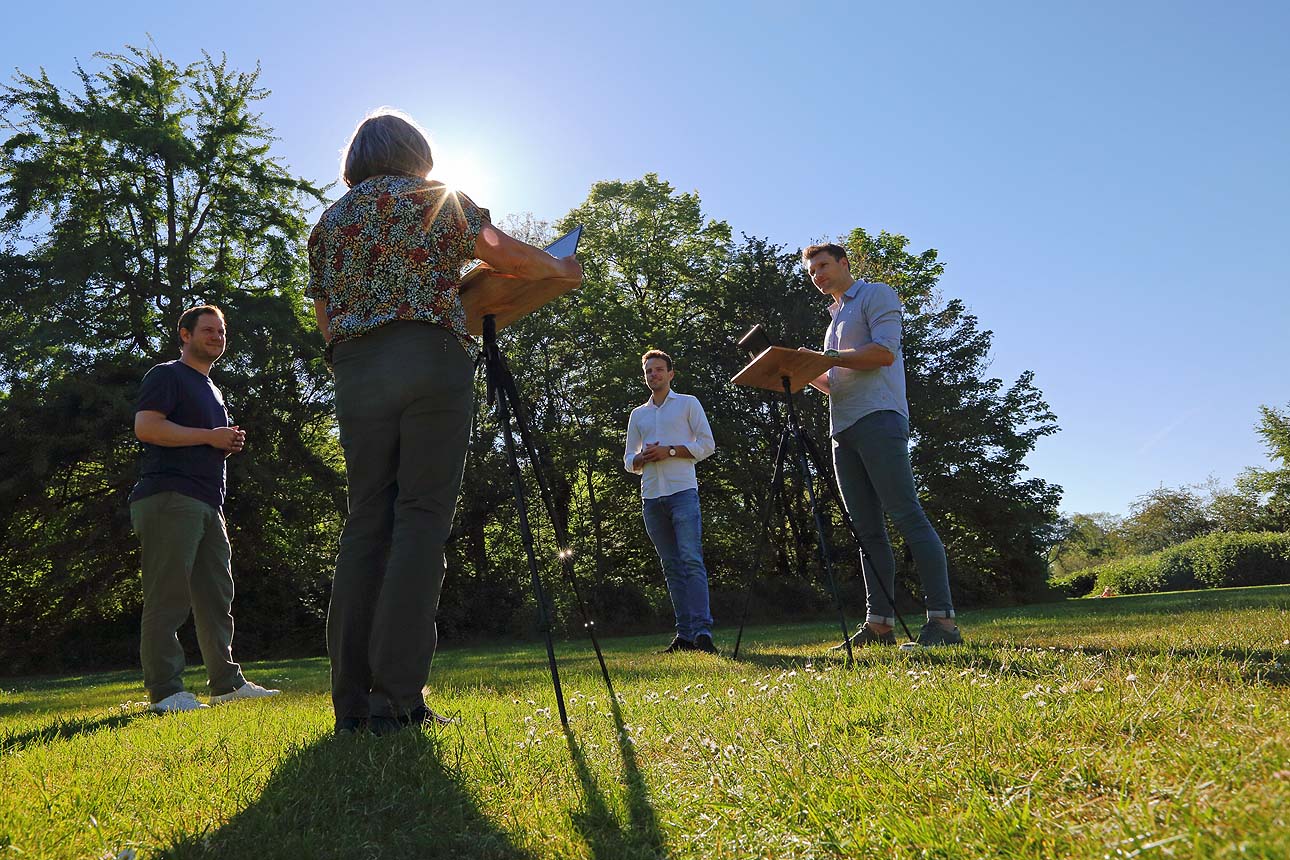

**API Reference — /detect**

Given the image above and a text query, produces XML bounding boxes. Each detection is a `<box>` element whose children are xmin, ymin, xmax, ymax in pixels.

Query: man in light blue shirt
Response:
<box><xmin>802</xmin><ymin>243</ymin><xmax>962</xmax><ymax>648</ymax></box>
<box><xmin>624</xmin><ymin>349</ymin><xmax>719</xmax><ymax>653</ymax></box>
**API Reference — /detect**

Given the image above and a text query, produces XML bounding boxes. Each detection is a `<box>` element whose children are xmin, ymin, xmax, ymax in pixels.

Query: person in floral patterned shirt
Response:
<box><xmin>308</xmin><ymin>110</ymin><xmax>581</xmax><ymax>735</ymax></box>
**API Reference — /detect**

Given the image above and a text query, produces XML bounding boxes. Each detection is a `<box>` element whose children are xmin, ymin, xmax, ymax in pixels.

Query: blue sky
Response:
<box><xmin>4</xmin><ymin>1</ymin><xmax>1288</xmax><ymax>517</ymax></box>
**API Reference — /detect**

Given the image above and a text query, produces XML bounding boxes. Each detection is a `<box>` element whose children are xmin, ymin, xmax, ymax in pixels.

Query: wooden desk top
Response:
<box><xmin>458</xmin><ymin>265</ymin><xmax>582</xmax><ymax>336</ymax></box>
<box><xmin>731</xmin><ymin>347</ymin><xmax>838</xmax><ymax>393</ymax></box>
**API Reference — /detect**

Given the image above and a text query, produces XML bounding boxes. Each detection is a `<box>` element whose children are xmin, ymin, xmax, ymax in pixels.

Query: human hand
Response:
<box><xmin>640</xmin><ymin>442</ymin><xmax>669</xmax><ymax>463</ymax></box>
<box><xmin>559</xmin><ymin>255</ymin><xmax>583</xmax><ymax>282</ymax></box>
<box><xmin>209</xmin><ymin>425</ymin><xmax>246</xmax><ymax>454</ymax></box>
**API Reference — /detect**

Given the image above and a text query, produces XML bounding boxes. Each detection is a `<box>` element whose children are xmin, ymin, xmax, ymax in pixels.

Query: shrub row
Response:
<box><xmin>1052</xmin><ymin>531</ymin><xmax>1290</xmax><ymax>596</ymax></box>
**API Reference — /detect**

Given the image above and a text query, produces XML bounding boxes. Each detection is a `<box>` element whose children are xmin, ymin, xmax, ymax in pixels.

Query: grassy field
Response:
<box><xmin>2</xmin><ymin>586</ymin><xmax>1288</xmax><ymax>859</ymax></box>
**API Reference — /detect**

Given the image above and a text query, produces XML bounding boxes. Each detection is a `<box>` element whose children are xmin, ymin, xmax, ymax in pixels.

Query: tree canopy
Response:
<box><xmin>0</xmin><ymin>47</ymin><xmax>340</xmax><ymax>672</ymax></box>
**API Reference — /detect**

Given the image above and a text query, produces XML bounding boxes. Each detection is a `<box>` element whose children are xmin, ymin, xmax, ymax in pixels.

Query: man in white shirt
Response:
<box><xmin>623</xmin><ymin>350</ymin><xmax>719</xmax><ymax>653</ymax></box>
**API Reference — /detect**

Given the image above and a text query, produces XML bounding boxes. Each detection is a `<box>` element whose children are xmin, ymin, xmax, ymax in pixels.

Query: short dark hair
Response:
<box><xmin>802</xmin><ymin>243</ymin><xmax>848</xmax><ymax>264</ymax></box>
<box><xmin>342</xmin><ymin>110</ymin><xmax>434</xmax><ymax>187</ymax></box>
<box><xmin>178</xmin><ymin>305</ymin><xmax>224</xmax><ymax>338</ymax></box>
<box><xmin>641</xmin><ymin>349</ymin><xmax>673</xmax><ymax>371</ymax></box>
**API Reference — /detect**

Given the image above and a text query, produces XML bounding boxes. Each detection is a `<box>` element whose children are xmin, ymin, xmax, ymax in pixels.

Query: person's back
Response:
<box><xmin>311</xmin><ymin>109</ymin><xmax>582</xmax><ymax>735</ymax></box>
<box><xmin>309</xmin><ymin>174</ymin><xmax>484</xmax><ymax>354</ymax></box>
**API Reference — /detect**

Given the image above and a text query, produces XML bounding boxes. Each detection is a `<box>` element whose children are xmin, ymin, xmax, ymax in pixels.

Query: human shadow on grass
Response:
<box><xmin>0</xmin><ymin>709</ymin><xmax>146</xmax><ymax>755</ymax></box>
<box><xmin>160</xmin><ymin>730</ymin><xmax>534</xmax><ymax>860</ymax></box>
<box><xmin>564</xmin><ymin>684</ymin><xmax>669</xmax><ymax>860</ymax></box>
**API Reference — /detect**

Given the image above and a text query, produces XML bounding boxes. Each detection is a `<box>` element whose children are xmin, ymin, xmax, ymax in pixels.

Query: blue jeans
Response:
<box><xmin>642</xmin><ymin>488</ymin><xmax>714</xmax><ymax>640</ymax></box>
<box><xmin>832</xmin><ymin>410</ymin><xmax>954</xmax><ymax>625</ymax></box>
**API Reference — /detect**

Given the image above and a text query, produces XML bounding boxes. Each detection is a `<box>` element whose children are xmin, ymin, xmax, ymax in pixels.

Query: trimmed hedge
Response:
<box><xmin>1063</xmin><ymin>531</ymin><xmax>1290</xmax><ymax>596</ymax></box>
<box><xmin>1048</xmin><ymin>567</ymin><xmax>1098</xmax><ymax>598</ymax></box>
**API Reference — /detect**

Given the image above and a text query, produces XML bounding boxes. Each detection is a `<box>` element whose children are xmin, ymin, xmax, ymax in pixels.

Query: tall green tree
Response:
<box><xmin>0</xmin><ymin>47</ymin><xmax>342</xmax><ymax>672</ymax></box>
<box><xmin>1048</xmin><ymin>513</ymin><xmax>1128</xmax><ymax>578</ymax></box>
<box><xmin>1240</xmin><ymin>403</ymin><xmax>1290</xmax><ymax>531</ymax></box>
<box><xmin>1118</xmin><ymin>485</ymin><xmax>1214</xmax><ymax>554</ymax></box>
<box><xmin>705</xmin><ymin>229</ymin><xmax>1064</xmax><ymax>607</ymax></box>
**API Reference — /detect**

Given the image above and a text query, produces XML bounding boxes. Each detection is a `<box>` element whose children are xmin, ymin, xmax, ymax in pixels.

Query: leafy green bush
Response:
<box><xmin>1047</xmin><ymin>567</ymin><xmax>1098</xmax><ymax>597</ymax></box>
<box><xmin>1087</xmin><ymin>531</ymin><xmax>1290</xmax><ymax>595</ymax></box>
<box><xmin>1189</xmin><ymin>531</ymin><xmax>1290</xmax><ymax>587</ymax></box>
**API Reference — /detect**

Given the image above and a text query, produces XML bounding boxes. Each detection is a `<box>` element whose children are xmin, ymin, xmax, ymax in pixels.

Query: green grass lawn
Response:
<box><xmin>2</xmin><ymin>586</ymin><xmax>1288</xmax><ymax>859</ymax></box>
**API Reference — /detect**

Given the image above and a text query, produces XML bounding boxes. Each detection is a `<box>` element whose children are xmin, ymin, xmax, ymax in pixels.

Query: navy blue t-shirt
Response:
<box><xmin>129</xmin><ymin>360</ymin><xmax>230</xmax><ymax>510</ymax></box>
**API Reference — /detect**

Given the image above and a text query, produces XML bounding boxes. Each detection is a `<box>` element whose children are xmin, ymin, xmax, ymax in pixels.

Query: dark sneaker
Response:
<box><xmin>660</xmin><ymin>636</ymin><xmax>696</xmax><ymax>654</ymax></box>
<box><xmin>368</xmin><ymin>715</ymin><xmax>403</xmax><ymax>737</ymax></box>
<box><xmin>830</xmin><ymin>623</ymin><xmax>897</xmax><ymax>651</ymax></box>
<box><xmin>917</xmin><ymin>620</ymin><xmax>963</xmax><ymax>647</ymax></box>
<box><xmin>693</xmin><ymin>634</ymin><xmax>719</xmax><ymax>655</ymax></box>
<box><xmin>334</xmin><ymin>716</ymin><xmax>368</xmax><ymax>736</ymax></box>
<box><xmin>368</xmin><ymin>705</ymin><xmax>458</xmax><ymax>736</ymax></box>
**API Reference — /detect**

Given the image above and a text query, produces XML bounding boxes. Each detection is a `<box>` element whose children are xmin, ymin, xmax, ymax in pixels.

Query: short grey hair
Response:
<box><xmin>341</xmin><ymin>109</ymin><xmax>434</xmax><ymax>187</ymax></box>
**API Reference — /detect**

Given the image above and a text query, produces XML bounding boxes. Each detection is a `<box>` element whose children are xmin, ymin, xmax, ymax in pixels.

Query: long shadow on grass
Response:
<box><xmin>564</xmin><ymin>691</ymin><xmax>668</xmax><ymax>859</ymax></box>
<box><xmin>1</xmin><ymin>710</ymin><xmax>145</xmax><ymax>754</ymax></box>
<box><xmin>161</xmin><ymin>731</ymin><xmax>534</xmax><ymax>860</ymax></box>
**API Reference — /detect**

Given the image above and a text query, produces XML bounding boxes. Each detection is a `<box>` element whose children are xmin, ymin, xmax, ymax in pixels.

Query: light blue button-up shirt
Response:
<box><xmin>824</xmin><ymin>279</ymin><xmax>908</xmax><ymax>436</ymax></box>
<box><xmin>623</xmin><ymin>391</ymin><xmax>716</xmax><ymax>499</ymax></box>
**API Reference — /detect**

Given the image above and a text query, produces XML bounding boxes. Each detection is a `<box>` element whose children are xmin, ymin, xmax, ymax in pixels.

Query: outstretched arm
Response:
<box><xmin>474</xmin><ymin>225</ymin><xmax>582</xmax><ymax>283</ymax></box>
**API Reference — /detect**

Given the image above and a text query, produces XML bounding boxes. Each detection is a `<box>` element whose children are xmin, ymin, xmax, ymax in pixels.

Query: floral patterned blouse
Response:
<box><xmin>306</xmin><ymin>174</ymin><xmax>489</xmax><ymax>356</ymax></box>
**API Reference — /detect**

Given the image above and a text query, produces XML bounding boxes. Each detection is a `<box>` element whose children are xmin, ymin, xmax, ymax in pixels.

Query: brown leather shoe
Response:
<box><xmin>829</xmin><ymin>623</ymin><xmax>897</xmax><ymax>652</ymax></box>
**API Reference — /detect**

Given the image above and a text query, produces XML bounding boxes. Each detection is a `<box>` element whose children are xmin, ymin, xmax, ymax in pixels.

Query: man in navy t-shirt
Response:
<box><xmin>129</xmin><ymin>305</ymin><xmax>280</xmax><ymax>713</ymax></box>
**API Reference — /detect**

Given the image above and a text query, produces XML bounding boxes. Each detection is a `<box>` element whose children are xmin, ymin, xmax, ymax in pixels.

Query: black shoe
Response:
<box><xmin>368</xmin><ymin>715</ymin><xmax>404</xmax><ymax>737</ymax></box>
<box><xmin>660</xmin><ymin>636</ymin><xmax>696</xmax><ymax>653</ymax></box>
<box><xmin>334</xmin><ymin>716</ymin><xmax>368</xmax><ymax>735</ymax></box>
<box><xmin>694</xmin><ymin>634</ymin><xmax>719</xmax><ymax>655</ymax></box>
<box><xmin>370</xmin><ymin>704</ymin><xmax>458</xmax><ymax>736</ymax></box>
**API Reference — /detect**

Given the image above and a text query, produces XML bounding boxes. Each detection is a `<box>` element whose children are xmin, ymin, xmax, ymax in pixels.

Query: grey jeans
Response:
<box><xmin>327</xmin><ymin>322</ymin><xmax>474</xmax><ymax>722</ymax></box>
<box><xmin>130</xmin><ymin>491</ymin><xmax>245</xmax><ymax>702</ymax></box>
<box><xmin>832</xmin><ymin>410</ymin><xmax>954</xmax><ymax>624</ymax></box>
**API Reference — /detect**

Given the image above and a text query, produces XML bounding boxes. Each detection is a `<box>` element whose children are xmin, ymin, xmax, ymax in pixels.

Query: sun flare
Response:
<box><xmin>430</xmin><ymin>148</ymin><xmax>493</xmax><ymax>204</ymax></box>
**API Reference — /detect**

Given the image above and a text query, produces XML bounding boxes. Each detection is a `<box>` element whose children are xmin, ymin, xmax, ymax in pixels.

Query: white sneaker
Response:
<box><xmin>209</xmin><ymin>680</ymin><xmax>281</xmax><ymax>706</ymax></box>
<box><xmin>149</xmin><ymin>691</ymin><xmax>210</xmax><ymax>714</ymax></box>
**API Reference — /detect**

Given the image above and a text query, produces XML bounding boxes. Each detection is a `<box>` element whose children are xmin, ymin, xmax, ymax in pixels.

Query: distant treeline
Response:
<box><xmin>0</xmin><ymin>48</ymin><xmax>1062</xmax><ymax>674</ymax></box>
<box><xmin>1048</xmin><ymin>408</ymin><xmax>1290</xmax><ymax>596</ymax></box>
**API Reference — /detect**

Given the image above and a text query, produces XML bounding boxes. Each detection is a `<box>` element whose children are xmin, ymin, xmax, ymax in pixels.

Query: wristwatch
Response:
<box><xmin>668</xmin><ymin>447</ymin><xmax>677</xmax><ymax>457</ymax></box>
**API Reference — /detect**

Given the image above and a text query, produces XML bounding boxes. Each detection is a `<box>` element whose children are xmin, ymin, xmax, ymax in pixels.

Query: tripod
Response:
<box><xmin>479</xmin><ymin>314</ymin><xmax>616</xmax><ymax>726</ymax></box>
<box><xmin>729</xmin><ymin>376</ymin><xmax>914</xmax><ymax>660</ymax></box>
<box><xmin>729</xmin><ymin>375</ymin><xmax>855</xmax><ymax>662</ymax></box>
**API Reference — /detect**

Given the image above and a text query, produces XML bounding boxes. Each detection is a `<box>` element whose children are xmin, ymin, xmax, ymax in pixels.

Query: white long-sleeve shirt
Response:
<box><xmin>623</xmin><ymin>390</ymin><xmax>716</xmax><ymax>499</ymax></box>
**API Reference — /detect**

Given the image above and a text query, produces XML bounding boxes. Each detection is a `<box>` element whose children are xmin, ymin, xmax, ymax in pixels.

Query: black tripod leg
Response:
<box><xmin>731</xmin><ymin>430</ymin><xmax>791</xmax><ymax>660</ymax></box>
<box><xmin>800</xmin><ymin>432</ymin><xmax>915</xmax><ymax>643</ymax></box>
<box><xmin>782</xmin><ymin>377</ymin><xmax>854</xmax><ymax>664</ymax></box>
<box><xmin>499</xmin><ymin>365</ymin><xmax>616</xmax><ymax>700</ymax></box>
<box><xmin>485</xmin><ymin>317</ymin><xmax>568</xmax><ymax>726</ymax></box>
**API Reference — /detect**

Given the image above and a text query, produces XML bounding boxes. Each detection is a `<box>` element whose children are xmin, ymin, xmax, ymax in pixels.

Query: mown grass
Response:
<box><xmin>2</xmin><ymin>586</ymin><xmax>1288</xmax><ymax>859</ymax></box>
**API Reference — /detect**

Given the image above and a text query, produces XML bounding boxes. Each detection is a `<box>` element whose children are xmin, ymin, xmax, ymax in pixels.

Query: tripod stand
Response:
<box><xmin>479</xmin><ymin>313</ymin><xmax>616</xmax><ymax>726</ymax></box>
<box><xmin>729</xmin><ymin>376</ymin><xmax>916</xmax><ymax>661</ymax></box>
<box><xmin>729</xmin><ymin>374</ymin><xmax>856</xmax><ymax>662</ymax></box>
